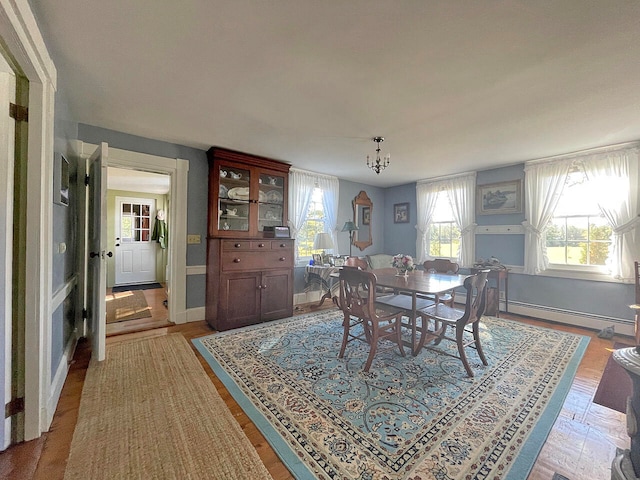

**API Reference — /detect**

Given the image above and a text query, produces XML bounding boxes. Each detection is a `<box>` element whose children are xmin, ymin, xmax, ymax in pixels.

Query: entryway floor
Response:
<box><xmin>105</xmin><ymin>284</ymin><xmax>172</xmax><ymax>336</ymax></box>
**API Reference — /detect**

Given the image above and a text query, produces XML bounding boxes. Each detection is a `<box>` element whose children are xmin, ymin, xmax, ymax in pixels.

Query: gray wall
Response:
<box><xmin>51</xmin><ymin>88</ymin><xmax>79</xmax><ymax>375</ymax></box>
<box><xmin>384</xmin><ymin>182</ymin><xmax>418</xmax><ymax>257</ymax></box>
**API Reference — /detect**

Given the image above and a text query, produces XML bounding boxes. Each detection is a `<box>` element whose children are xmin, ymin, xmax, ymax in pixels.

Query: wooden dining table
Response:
<box><xmin>371</xmin><ymin>268</ymin><xmax>469</xmax><ymax>355</ymax></box>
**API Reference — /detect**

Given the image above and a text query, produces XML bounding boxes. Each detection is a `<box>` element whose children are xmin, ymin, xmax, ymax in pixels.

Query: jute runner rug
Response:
<box><xmin>194</xmin><ymin>309</ymin><xmax>589</xmax><ymax>480</ymax></box>
<box><xmin>64</xmin><ymin>334</ymin><xmax>273</xmax><ymax>480</ymax></box>
<box><xmin>106</xmin><ymin>290</ymin><xmax>152</xmax><ymax>324</ymax></box>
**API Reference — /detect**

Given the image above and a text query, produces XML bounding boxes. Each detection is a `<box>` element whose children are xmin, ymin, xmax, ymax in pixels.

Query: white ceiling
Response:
<box><xmin>30</xmin><ymin>1</ymin><xmax>640</xmax><ymax>187</ymax></box>
<box><xmin>107</xmin><ymin>167</ymin><xmax>170</xmax><ymax>194</ymax></box>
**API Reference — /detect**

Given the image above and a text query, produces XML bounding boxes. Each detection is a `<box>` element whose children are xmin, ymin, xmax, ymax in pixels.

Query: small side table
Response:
<box><xmin>305</xmin><ymin>265</ymin><xmax>341</xmax><ymax>307</ymax></box>
<box><xmin>471</xmin><ymin>267</ymin><xmax>509</xmax><ymax>317</ymax></box>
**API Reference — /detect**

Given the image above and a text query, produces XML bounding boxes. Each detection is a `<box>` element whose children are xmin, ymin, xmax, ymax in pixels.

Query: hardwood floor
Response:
<box><xmin>105</xmin><ymin>285</ymin><xmax>173</xmax><ymax>336</ymax></box>
<box><xmin>0</xmin><ymin>305</ymin><xmax>630</xmax><ymax>480</ymax></box>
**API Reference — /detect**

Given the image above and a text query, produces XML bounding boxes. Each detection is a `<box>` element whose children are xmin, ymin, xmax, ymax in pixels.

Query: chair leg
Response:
<box><xmin>395</xmin><ymin>315</ymin><xmax>406</xmax><ymax>358</ymax></box>
<box><xmin>473</xmin><ymin>321</ymin><xmax>488</xmax><ymax>366</ymax></box>
<box><xmin>338</xmin><ymin>313</ymin><xmax>351</xmax><ymax>359</ymax></box>
<box><xmin>363</xmin><ymin>325</ymin><xmax>379</xmax><ymax>372</ymax></box>
<box><xmin>434</xmin><ymin>322</ymin><xmax>446</xmax><ymax>345</ymax></box>
<box><xmin>456</xmin><ymin>326</ymin><xmax>474</xmax><ymax>377</ymax></box>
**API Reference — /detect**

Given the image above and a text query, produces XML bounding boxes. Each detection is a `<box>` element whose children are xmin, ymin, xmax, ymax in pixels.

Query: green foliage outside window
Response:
<box><xmin>429</xmin><ymin>222</ymin><xmax>460</xmax><ymax>258</ymax></box>
<box><xmin>546</xmin><ymin>217</ymin><xmax>611</xmax><ymax>266</ymax></box>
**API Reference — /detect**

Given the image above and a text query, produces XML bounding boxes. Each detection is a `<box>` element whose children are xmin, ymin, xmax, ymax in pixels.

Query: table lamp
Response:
<box><xmin>341</xmin><ymin>221</ymin><xmax>359</xmax><ymax>257</ymax></box>
<box><xmin>313</xmin><ymin>232</ymin><xmax>334</xmax><ymax>263</ymax></box>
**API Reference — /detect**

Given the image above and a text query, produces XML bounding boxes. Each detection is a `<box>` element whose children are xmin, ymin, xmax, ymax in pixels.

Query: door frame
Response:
<box><xmin>0</xmin><ymin>47</ymin><xmax>17</xmax><ymax>450</ymax></box>
<box><xmin>76</xmin><ymin>141</ymin><xmax>189</xmax><ymax>325</ymax></box>
<box><xmin>0</xmin><ymin>0</ymin><xmax>57</xmax><ymax>441</ymax></box>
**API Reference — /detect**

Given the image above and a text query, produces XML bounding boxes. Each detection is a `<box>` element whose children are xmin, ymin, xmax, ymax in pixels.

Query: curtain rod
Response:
<box><xmin>289</xmin><ymin>167</ymin><xmax>338</xmax><ymax>181</ymax></box>
<box><xmin>416</xmin><ymin>171</ymin><xmax>476</xmax><ymax>185</ymax></box>
<box><xmin>525</xmin><ymin>140</ymin><xmax>640</xmax><ymax>166</ymax></box>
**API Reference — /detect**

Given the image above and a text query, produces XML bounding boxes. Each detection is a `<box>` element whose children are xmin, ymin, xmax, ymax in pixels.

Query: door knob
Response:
<box><xmin>106</xmin><ymin>251</ymin><xmax>113</xmax><ymax>258</ymax></box>
<box><xmin>89</xmin><ymin>251</ymin><xmax>100</xmax><ymax>258</ymax></box>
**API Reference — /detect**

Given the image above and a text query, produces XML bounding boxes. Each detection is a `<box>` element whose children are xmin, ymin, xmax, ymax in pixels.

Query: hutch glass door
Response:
<box><xmin>218</xmin><ymin>165</ymin><xmax>251</xmax><ymax>233</ymax></box>
<box><xmin>258</xmin><ymin>172</ymin><xmax>285</xmax><ymax>231</ymax></box>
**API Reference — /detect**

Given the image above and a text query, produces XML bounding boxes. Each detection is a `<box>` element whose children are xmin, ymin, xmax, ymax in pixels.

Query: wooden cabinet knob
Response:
<box><xmin>233</xmin><ymin>258</ymin><xmax>241</xmax><ymax>263</ymax></box>
<box><xmin>279</xmin><ymin>257</ymin><xmax>286</xmax><ymax>261</ymax></box>
<box><xmin>262</xmin><ymin>284</ymin><xmax>267</xmax><ymax>289</ymax></box>
<box><xmin>257</xmin><ymin>284</ymin><xmax>262</xmax><ymax>290</ymax></box>
<box><xmin>279</xmin><ymin>243</ymin><xmax>286</xmax><ymax>247</ymax></box>
<box><xmin>234</xmin><ymin>243</ymin><xmax>241</xmax><ymax>248</ymax></box>
<box><xmin>258</xmin><ymin>243</ymin><xmax>265</xmax><ymax>248</ymax></box>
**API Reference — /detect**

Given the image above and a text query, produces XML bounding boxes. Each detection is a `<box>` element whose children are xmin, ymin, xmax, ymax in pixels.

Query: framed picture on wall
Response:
<box><xmin>362</xmin><ymin>206</ymin><xmax>370</xmax><ymax>225</ymax></box>
<box><xmin>477</xmin><ymin>180</ymin><xmax>523</xmax><ymax>215</ymax></box>
<box><xmin>394</xmin><ymin>203</ymin><xmax>409</xmax><ymax>223</ymax></box>
<box><xmin>53</xmin><ymin>153</ymin><xmax>70</xmax><ymax>206</ymax></box>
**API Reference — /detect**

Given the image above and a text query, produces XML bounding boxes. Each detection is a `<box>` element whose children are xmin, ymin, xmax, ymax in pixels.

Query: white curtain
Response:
<box><xmin>448</xmin><ymin>173</ymin><xmax>477</xmax><ymax>267</ymax></box>
<box><xmin>583</xmin><ymin>147</ymin><xmax>640</xmax><ymax>280</ymax></box>
<box><xmin>522</xmin><ymin>158</ymin><xmax>573</xmax><ymax>274</ymax></box>
<box><xmin>415</xmin><ymin>180</ymin><xmax>444</xmax><ymax>263</ymax></box>
<box><xmin>288</xmin><ymin>169</ymin><xmax>317</xmax><ymax>263</ymax></box>
<box><xmin>317</xmin><ymin>174</ymin><xmax>340</xmax><ymax>252</ymax></box>
<box><xmin>288</xmin><ymin>168</ymin><xmax>339</xmax><ymax>263</ymax></box>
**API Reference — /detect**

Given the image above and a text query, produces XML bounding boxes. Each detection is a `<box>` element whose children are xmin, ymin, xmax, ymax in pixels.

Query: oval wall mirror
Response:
<box><xmin>352</xmin><ymin>190</ymin><xmax>372</xmax><ymax>251</ymax></box>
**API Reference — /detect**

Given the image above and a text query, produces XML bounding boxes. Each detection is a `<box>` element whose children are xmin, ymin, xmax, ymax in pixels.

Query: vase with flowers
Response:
<box><xmin>392</xmin><ymin>254</ymin><xmax>416</xmax><ymax>276</ymax></box>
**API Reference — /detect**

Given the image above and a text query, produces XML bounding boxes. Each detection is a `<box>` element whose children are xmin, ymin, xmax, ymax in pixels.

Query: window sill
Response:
<box><xmin>535</xmin><ymin>266</ymin><xmax>622</xmax><ymax>284</ymax></box>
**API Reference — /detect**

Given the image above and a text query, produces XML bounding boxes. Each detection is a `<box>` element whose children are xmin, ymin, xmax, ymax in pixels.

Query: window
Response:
<box><xmin>429</xmin><ymin>190</ymin><xmax>460</xmax><ymax>259</ymax></box>
<box><xmin>546</xmin><ymin>170</ymin><xmax>612</xmax><ymax>268</ymax></box>
<box><xmin>297</xmin><ymin>188</ymin><xmax>325</xmax><ymax>259</ymax></box>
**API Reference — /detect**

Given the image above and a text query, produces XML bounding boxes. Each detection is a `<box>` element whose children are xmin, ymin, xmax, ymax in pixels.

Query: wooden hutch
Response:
<box><xmin>205</xmin><ymin>147</ymin><xmax>293</xmax><ymax>331</ymax></box>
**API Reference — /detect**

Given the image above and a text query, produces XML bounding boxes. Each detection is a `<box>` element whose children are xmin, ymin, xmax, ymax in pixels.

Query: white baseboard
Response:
<box><xmin>186</xmin><ymin>306</ymin><xmax>205</xmax><ymax>323</ymax></box>
<box><xmin>506</xmin><ymin>301</ymin><xmax>634</xmax><ymax>337</ymax></box>
<box><xmin>46</xmin><ymin>334</ymin><xmax>79</xmax><ymax>431</ymax></box>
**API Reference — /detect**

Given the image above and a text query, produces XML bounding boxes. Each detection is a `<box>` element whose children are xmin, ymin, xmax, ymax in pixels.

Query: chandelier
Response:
<box><xmin>366</xmin><ymin>136</ymin><xmax>390</xmax><ymax>174</ymax></box>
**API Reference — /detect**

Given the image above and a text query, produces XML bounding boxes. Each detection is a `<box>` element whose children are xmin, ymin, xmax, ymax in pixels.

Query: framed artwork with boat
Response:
<box><xmin>477</xmin><ymin>180</ymin><xmax>523</xmax><ymax>215</ymax></box>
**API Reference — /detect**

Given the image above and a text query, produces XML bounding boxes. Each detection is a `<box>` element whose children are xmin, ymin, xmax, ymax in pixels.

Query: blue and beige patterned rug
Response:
<box><xmin>193</xmin><ymin>309</ymin><xmax>589</xmax><ymax>479</ymax></box>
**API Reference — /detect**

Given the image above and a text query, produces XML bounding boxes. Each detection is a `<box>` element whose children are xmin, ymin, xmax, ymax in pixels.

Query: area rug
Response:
<box><xmin>193</xmin><ymin>309</ymin><xmax>589</xmax><ymax>480</ymax></box>
<box><xmin>64</xmin><ymin>334</ymin><xmax>272</xmax><ymax>480</ymax></box>
<box><xmin>111</xmin><ymin>282</ymin><xmax>163</xmax><ymax>293</ymax></box>
<box><xmin>593</xmin><ymin>342</ymin><xmax>633</xmax><ymax>413</ymax></box>
<box><xmin>105</xmin><ymin>290</ymin><xmax>151</xmax><ymax>324</ymax></box>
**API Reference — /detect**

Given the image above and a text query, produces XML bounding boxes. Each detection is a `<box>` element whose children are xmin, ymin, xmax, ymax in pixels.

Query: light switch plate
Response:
<box><xmin>187</xmin><ymin>234</ymin><xmax>201</xmax><ymax>244</ymax></box>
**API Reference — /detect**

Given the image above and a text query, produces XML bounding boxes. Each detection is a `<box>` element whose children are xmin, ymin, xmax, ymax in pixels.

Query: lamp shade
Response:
<box><xmin>341</xmin><ymin>221</ymin><xmax>359</xmax><ymax>232</ymax></box>
<box><xmin>313</xmin><ymin>232</ymin><xmax>334</xmax><ymax>250</ymax></box>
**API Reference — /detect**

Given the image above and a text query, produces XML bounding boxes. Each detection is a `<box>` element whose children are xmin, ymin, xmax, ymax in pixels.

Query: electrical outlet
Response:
<box><xmin>187</xmin><ymin>234</ymin><xmax>201</xmax><ymax>244</ymax></box>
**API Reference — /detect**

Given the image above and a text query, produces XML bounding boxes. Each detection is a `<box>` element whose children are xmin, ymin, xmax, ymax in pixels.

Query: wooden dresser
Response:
<box><xmin>205</xmin><ymin>147</ymin><xmax>293</xmax><ymax>331</ymax></box>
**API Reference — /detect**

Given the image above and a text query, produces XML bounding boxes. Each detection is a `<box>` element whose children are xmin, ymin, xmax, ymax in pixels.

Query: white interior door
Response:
<box><xmin>87</xmin><ymin>143</ymin><xmax>108</xmax><ymax>362</ymax></box>
<box><xmin>114</xmin><ymin>196</ymin><xmax>156</xmax><ymax>285</ymax></box>
<box><xmin>0</xmin><ymin>53</ymin><xmax>16</xmax><ymax>451</ymax></box>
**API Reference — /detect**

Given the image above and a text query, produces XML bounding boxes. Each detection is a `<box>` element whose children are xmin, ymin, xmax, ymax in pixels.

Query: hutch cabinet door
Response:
<box><xmin>257</xmin><ymin>171</ymin><xmax>286</xmax><ymax>233</ymax></box>
<box><xmin>260</xmin><ymin>269</ymin><xmax>293</xmax><ymax>320</ymax></box>
<box><xmin>218</xmin><ymin>271</ymin><xmax>262</xmax><ymax>330</ymax></box>
<box><xmin>211</xmin><ymin>161</ymin><xmax>252</xmax><ymax>237</ymax></box>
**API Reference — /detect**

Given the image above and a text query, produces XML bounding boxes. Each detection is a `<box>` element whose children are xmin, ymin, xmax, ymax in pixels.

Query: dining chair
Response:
<box><xmin>337</xmin><ymin>266</ymin><xmax>406</xmax><ymax>372</ymax></box>
<box><xmin>344</xmin><ymin>256</ymin><xmax>369</xmax><ymax>270</ymax></box>
<box><xmin>418</xmin><ymin>269</ymin><xmax>490</xmax><ymax>377</ymax></box>
<box><xmin>422</xmin><ymin>259</ymin><xmax>460</xmax><ymax>307</ymax></box>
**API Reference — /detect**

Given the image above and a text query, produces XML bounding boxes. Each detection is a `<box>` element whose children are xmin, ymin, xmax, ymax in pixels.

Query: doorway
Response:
<box><xmin>106</xmin><ymin>168</ymin><xmax>172</xmax><ymax>336</ymax></box>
